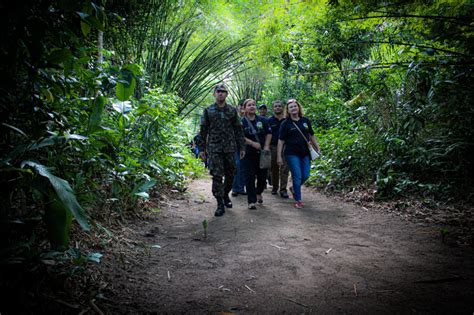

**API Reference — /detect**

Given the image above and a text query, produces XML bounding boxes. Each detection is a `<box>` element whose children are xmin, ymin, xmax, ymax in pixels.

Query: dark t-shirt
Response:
<box><xmin>267</xmin><ymin>115</ymin><xmax>285</xmax><ymax>146</ymax></box>
<box><xmin>242</xmin><ymin>115</ymin><xmax>271</xmax><ymax>155</ymax></box>
<box><xmin>279</xmin><ymin>117</ymin><xmax>314</xmax><ymax>157</ymax></box>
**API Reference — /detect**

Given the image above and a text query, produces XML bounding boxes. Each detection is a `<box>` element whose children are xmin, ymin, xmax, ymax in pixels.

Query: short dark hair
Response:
<box><xmin>272</xmin><ymin>100</ymin><xmax>282</xmax><ymax>107</ymax></box>
<box><xmin>214</xmin><ymin>83</ymin><xmax>228</xmax><ymax>93</ymax></box>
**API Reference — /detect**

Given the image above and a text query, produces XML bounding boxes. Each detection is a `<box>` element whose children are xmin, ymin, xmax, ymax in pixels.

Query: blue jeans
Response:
<box><xmin>285</xmin><ymin>154</ymin><xmax>310</xmax><ymax>202</ymax></box>
<box><xmin>232</xmin><ymin>151</ymin><xmax>245</xmax><ymax>193</ymax></box>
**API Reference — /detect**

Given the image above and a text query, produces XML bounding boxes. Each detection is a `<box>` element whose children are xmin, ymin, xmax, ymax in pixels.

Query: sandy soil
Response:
<box><xmin>101</xmin><ymin>177</ymin><xmax>474</xmax><ymax>314</ymax></box>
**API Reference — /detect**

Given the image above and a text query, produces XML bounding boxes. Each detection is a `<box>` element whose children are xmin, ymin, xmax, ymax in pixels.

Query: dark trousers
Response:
<box><xmin>241</xmin><ymin>152</ymin><xmax>267</xmax><ymax>204</ymax></box>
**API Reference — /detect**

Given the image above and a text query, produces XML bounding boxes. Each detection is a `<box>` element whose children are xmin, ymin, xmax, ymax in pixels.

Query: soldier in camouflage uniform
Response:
<box><xmin>197</xmin><ymin>83</ymin><xmax>246</xmax><ymax>216</ymax></box>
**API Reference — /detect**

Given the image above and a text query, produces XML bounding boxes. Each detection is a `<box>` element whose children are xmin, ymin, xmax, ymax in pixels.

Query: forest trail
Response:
<box><xmin>102</xmin><ymin>178</ymin><xmax>474</xmax><ymax>314</ymax></box>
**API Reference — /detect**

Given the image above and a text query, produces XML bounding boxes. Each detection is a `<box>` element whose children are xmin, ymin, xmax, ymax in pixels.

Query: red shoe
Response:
<box><xmin>295</xmin><ymin>201</ymin><xmax>303</xmax><ymax>209</ymax></box>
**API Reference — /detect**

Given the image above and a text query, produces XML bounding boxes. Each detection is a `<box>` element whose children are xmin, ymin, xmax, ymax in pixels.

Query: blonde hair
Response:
<box><xmin>285</xmin><ymin>99</ymin><xmax>303</xmax><ymax>118</ymax></box>
<box><xmin>243</xmin><ymin>98</ymin><xmax>255</xmax><ymax>108</ymax></box>
<box><xmin>242</xmin><ymin>99</ymin><xmax>256</xmax><ymax>117</ymax></box>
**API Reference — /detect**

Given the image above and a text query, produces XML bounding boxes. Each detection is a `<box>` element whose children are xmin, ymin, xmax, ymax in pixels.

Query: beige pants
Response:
<box><xmin>270</xmin><ymin>145</ymin><xmax>289</xmax><ymax>193</ymax></box>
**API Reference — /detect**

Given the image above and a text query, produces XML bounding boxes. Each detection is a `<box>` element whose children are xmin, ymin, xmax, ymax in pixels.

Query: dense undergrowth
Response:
<box><xmin>254</xmin><ymin>1</ymin><xmax>474</xmax><ymax>203</ymax></box>
<box><xmin>0</xmin><ymin>1</ymin><xmax>206</xmax><ymax>312</ymax></box>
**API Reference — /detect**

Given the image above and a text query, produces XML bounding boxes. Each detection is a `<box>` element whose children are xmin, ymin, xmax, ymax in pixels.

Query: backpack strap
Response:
<box><xmin>244</xmin><ymin>117</ymin><xmax>261</xmax><ymax>144</ymax></box>
<box><xmin>292</xmin><ymin>121</ymin><xmax>309</xmax><ymax>142</ymax></box>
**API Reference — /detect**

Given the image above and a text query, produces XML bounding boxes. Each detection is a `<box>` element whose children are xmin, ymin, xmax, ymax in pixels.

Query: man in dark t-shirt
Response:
<box><xmin>267</xmin><ymin>100</ymin><xmax>289</xmax><ymax>198</ymax></box>
<box><xmin>258</xmin><ymin>104</ymin><xmax>268</xmax><ymax>118</ymax></box>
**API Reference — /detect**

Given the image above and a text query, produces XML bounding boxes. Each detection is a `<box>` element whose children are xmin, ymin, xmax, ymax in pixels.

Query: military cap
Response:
<box><xmin>214</xmin><ymin>83</ymin><xmax>228</xmax><ymax>92</ymax></box>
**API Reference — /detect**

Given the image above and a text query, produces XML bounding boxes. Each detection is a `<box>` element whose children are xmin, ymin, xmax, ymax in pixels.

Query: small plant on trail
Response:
<box><xmin>202</xmin><ymin>219</ymin><xmax>208</xmax><ymax>240</ymax></box>
<box><xmin>440</xmin><ymin>228</ymin><xmax>449</xmax><ymax>243</ymax></box>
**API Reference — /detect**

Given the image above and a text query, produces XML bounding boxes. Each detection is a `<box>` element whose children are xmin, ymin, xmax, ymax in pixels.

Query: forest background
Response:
<box><xmin>0</xmin><ymin>0</ymin><xmax>472</xmax><ymax>312</ymax></box>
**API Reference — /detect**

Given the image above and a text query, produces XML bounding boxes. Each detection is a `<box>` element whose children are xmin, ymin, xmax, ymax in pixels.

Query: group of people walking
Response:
<box><xmin>196</xmin><ymin>83</ymin><xmax>321</xmax><ymax>216</ymax></box>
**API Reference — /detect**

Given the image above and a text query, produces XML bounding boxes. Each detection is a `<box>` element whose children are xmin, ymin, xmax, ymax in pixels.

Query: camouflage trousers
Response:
<box><xmin>208</xmin><ymin>152</ymin><xmax>236</xmax><ymax>199</ymax></box>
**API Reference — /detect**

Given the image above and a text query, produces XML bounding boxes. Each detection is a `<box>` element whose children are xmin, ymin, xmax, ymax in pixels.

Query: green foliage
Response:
<box><xmin>2</xmin><ymin>3</ymin><xmax>473</xmax><ymax>311</ymax></box>
<box><xmin>202</xmin><ymin>219</ymin><xmax>208</xmax><ymax>239</ymax></box>
<box><xmin>23</xmin><ymin>161</ymin><xmax>90</xmax><ymax>231</ymax></box>
<box><xmin>242</xmin><ymin>0</ymin><xmax>474</xmax><ymax>201</ymax></box>
<box><xmin>82</xmin><ymin>87</ymin><xmax>196</xmax><ymax>212</ymax></box>
<box><xmin>44</xmin><ymin>189</ymin><xmax>73</xmax><ymax>251</ymax></box>
<box><xmin>116</xmin><ymin>64</ymin><xmax>142</xmax><ymax>101</ymax></box>
<box><xmin>182</xmin><ymin>150</ymin><xmax>207</xmax><ymax>180</ymax></box>
<box><xmin>0</xmin><ymin>0</ymin><xmax>208</xmax><ymax>271</ymax></box>
<box><xmin>1</xmin><ymin>1</ymin><xmax>473</xmax><ymax>311</ymax></box>
<box><xmin>106</xmin><ymin>0</ymin><xmax>250</xmax><ymax>116</ymax></box>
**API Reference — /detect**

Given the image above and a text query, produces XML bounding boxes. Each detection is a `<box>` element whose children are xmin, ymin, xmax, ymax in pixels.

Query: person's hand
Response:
<box><xmin>240</xmin><ymin>150</ymin><xmax>246</xmax><ymax>160</ymax></box>
<box><xmin>277</xmin><ymin>156</ymin><xmax>283</xmax><ymax>166</ymax></box>
<box><xmin>252</xmin><ymin>141</ymin><xmax>261</xmax><ymax>150</ymax></box>
<box><xmin>263</xmin><ymin>145</ymin><xmax>270</xmax><ymax>151</ymax></box>
<box><xmin>198</xmin><ymin>151</ymin><xmax>206</xmax><ymax>161</ymax></box>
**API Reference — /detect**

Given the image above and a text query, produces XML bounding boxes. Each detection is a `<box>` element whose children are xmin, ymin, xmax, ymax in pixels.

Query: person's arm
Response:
<box><xmin>306</xmin><ymin>118</ymin><xmax>320</xmax><ymax>153</ymax></box>
<box><xmin>277</xmin><ymin>139</ymin><xmax>285</xmax><ymax>166</ymax></box>
<box><xmin>234</xmin><ymin>110</ymin><xmax>246</xmax><ymax>159</ymax></box>
<box><xmin>198</xmin><ymin>109</ymin><xmax>209</xmax><ymax>160</ymax></box>
<box><xmin>263</xmin><ymin>118</ymin><xmax>272</xmax><ymax>151</ymax></box>
<box><xmin>277</xmin><ymin>120</ymin><xmax>287</xmax><ymax>165</ymax></box>
<box><xmin>245</xmin><ymin>137</ymin><xmax>261</xmax><ymax>150</ymax></box>
<box><xmin>310</xmin><ymin>135</ymin><xmax>320</xmax><ymax>153</ymax></box>
<box><xmin>264</xmin><ymin>134</ymin><xmax>271</xmax><ymax>151</ymax></box>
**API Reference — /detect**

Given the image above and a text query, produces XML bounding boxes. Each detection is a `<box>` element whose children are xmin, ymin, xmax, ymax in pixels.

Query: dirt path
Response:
<box><xmin>102</xmin><ymin>178</ymin><xmax>474</xmax><ymax>314</ymax></box>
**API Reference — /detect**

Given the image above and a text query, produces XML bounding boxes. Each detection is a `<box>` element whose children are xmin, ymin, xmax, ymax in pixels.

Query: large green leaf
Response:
<box><xmin>1</xmin><ymin>123</ymin><xmax>28</xmax><ymax>138</ymax></box>
<box><xmin>116</xmin><ymin>69</ymin><xmax>136</xmax><ymax>101</ymax></box>
<box><xmin>22</xmin><ymin>161</ymin><xmax>90</xmax><ymax>231</ymax></box>
<box><xmin>88</xmin><ymin>95</ymin><xmax>106</xmax><ymax>132</ymax></box>
<box><xmin>44</xmin><ymin>189</ymin><xmax>73</xmax><ymax>251</ymax></box>
<box><xmin>46</xmin><ymin>48</ymin><xmax>73</xmax><ymax>65</ymax></box>
<box><xmin>123</xmin><ymin>63</ymin><xmax>143</xmax><ymax>76</ymax></box>
<box><xmin>132</xmin><ymin>179</ymin><xmax>157</xmax><ymax>199</ymax></box>
<box><xmin>80</xmin><ymin>20</ymin><xmax>91</xmax><ymax>37</ymax></box>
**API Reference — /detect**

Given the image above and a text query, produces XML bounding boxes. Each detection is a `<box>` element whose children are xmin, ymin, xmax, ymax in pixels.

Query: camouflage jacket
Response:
<box><xmin>198</xmin><ymin>103</ymin><xmax>245</xmax><ymax>153</ymax></box>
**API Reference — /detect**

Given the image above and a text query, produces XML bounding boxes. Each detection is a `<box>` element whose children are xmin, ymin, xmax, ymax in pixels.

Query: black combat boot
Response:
<box><xmin>223</xmin><ymin>194</ymin><xmax>232</xmax><ymax>208</ymax></box>
<box><xmin>214</xmin><ymin>197</ymin><xmax>225</xmax><ymax>217</ymax></box>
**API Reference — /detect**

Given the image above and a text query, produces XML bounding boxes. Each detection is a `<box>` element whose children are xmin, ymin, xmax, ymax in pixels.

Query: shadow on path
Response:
<box><xmin>103</xmin><ymin>178</ymin><xmax>474</xmax><ymax>314</ymax></box>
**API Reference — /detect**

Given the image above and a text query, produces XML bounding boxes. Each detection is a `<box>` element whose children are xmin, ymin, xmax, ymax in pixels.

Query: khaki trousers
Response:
<box><xmin>270</xmin><ymin>145</ymin><xmax>289</xmax><ymax>193</ymax></box>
